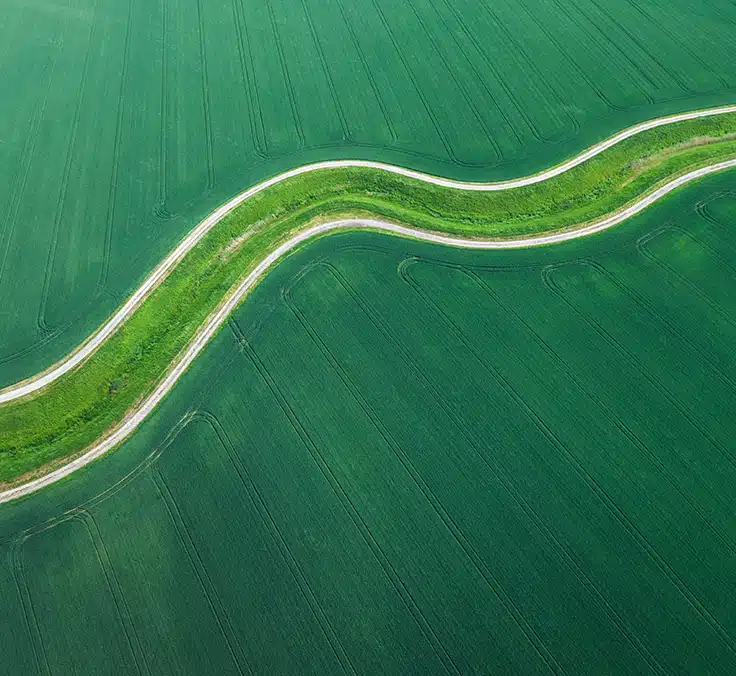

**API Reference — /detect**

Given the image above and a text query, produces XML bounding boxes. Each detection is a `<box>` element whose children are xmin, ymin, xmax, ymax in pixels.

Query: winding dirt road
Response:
<box><xmin>1</xmin><ymin>106</ymin><xmax>736</xmax><ymax>503</ymax></box>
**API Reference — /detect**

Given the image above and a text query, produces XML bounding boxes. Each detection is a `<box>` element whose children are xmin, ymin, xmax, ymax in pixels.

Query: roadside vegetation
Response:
<box><xmin>2</xmin><ymin>113</ymin><xmax>736</xmax><ymax>485</ymax></box>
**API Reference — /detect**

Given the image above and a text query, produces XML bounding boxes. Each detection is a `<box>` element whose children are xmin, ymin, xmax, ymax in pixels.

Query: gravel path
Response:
<box><xmin>1</xmin><ymin>107</ymin><xmax>735</xmax><ymax>502</ymax></box>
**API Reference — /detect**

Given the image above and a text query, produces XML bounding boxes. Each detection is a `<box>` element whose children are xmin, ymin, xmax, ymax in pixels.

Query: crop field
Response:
<box><xmin>0</xmin><ymin>172</ymin><xmax>734</xmax><ymax>673</ymax></box>
<box><xmin>2</xmin><ymin>0</ymin><xmax>736</xmax><ymax>388</ymax></box>
<box><xmin>3</xmin><ymin>0</ymin><xmax>736</xmax><ymax>673</ymax></box>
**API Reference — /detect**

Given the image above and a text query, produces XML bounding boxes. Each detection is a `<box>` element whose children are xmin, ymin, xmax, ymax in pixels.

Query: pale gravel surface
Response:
<box><xmin>3</xmin><ymin>104</ymin><xmax>735</xmax><ymax>407</ymax></box>
<box><xmin>2</xmin><ymin>109</ymin><xmax>736</xmax><ymax>502</ymax></box>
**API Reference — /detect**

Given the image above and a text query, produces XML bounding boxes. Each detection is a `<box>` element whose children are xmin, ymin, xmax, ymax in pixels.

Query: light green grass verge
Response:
<box><xmin>2</xmin><ymin>113</ymin><xmax>736</xmax><ymax>485</ymax></box>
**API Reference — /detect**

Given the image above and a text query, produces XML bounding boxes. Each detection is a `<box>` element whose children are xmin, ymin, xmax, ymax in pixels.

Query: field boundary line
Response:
<box><xmin>2</xmin><ymin>109</ymin><xmax>736</xmax><ymax>501</ymax></box>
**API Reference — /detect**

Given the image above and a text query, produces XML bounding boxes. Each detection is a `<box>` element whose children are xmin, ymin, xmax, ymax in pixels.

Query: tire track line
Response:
<box><xmin>284</xmin><ymin>273</ymin><xmax>563</xmax><ymax>674</ymax></box>
<box><xmin>195</xmin><ymin>408</ymin><xmax>356</xmax><ymax>676</ymax></box>
<box><xmin>74</xmin><ymin>510</ymin><xmax>150</xmax><ymax>676</ymax></box>
<box><xmin>346</xmin><ymin>255</ymin><xmax>668</xmax><ymax>673</ymax></box>
<box><xmin>151</xmin><ymin>468</ymin><xmax>251</xmax><ymax>676</ymax></box>
<box><xmin>465</xmin><ymin>265</ymin><xmax>736</xmax><ymax>558</ymax></box>
<box><xmin>241</xmin><ymin>341</ymin><xmax>458</xmax><ymax>675</ymax></box>
<box><xmin>409</xmin><ymin>260</ymin><xmax>736</xmax><ymax>657</ymax></box>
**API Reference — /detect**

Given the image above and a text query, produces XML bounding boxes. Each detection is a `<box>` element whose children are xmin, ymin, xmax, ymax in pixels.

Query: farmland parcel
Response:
<box><xmin>1</xmin><ymin>0</ymin><xmax>736</xmax><ymax>673</ymax></box>
<box><xmin>2</xmin><ymin>0</ymin><xmax>736</xmax><ymax>386</ymax></box>
<box><xmin>1</xmin><ymin>173</ymin><xmax>736</xmax><ymax>673</ymax></box>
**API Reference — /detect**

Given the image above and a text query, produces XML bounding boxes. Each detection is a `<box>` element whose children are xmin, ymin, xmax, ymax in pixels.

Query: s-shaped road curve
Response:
<box><xmin>1</xmin><ymin>106</ymin><xmax>736</xmax><ymax>502</ymax></box>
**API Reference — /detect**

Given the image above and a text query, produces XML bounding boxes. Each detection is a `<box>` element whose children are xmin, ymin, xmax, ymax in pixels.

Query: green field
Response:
<box><xmin>3</xmin><ymin>0</ymin><xmax>736</xmax><ymax>672</ymax></box>
<box><xmin>0</xmin><ymin>172</ymin><xmax>735</xmax><ymax>674</ymax></box>
<box><xmin>2</xmin><ymin>0</ymin><xmax>736</xmax><ymax>387</ymax></box>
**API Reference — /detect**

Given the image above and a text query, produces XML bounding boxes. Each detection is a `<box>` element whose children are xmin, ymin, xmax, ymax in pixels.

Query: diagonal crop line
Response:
<box><xmin>151</xmin><ymin>468</ymin><xmax>251</xmax><ymax>676</ymax></box>
<box><xmin>196</xmin><ymin>408</ymin><xmax>358</xmax><ymax>675</ymax></box>
<box><xmin>284</xmin><ymin>277</ymin><xmax>563</xmax><ymax>673</ymax></box>
<box><xmin>74</xmin><ymin>510</ymin><xmax>150</xmax><ymax>676</ymax></box>
<box><xmin>329</xmin><ymin>259</ymin><xmax>669</xmax><ymax>673</ymax></box>
<box><xmin>1</xmin><ymin>107</ymin><xmax>736</xmax><ymax>501</ymax></box>
<box><xmin>240</xmin><ymin>341</ymin><xmax>460</xmax><ymax>674</ymax></box>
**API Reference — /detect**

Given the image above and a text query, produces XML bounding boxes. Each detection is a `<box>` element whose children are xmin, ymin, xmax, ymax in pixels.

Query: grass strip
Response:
<box><xmin>2</xmin><ymin>113</ymin><xmax>736</xmax><ymax>485</ymax></box>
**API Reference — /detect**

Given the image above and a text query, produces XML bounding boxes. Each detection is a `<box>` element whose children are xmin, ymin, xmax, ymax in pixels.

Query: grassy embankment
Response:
<box><xmin>2</xmin><ymin>113</ymin><xmax>736</xmax><ymax>485</ymax></box>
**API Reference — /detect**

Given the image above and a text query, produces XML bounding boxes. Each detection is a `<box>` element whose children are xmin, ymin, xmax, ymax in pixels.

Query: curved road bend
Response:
<box><xmin>2</xmin><ymin>104</ymin><xmax>735</xmax><ymax>406</ymax></box>
<box><xmin>1</xmin><ymin>157</ymin><xmax>735</xmax><ymax>503</ymax></box>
